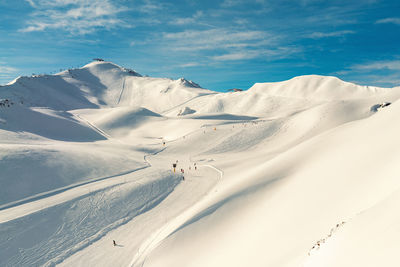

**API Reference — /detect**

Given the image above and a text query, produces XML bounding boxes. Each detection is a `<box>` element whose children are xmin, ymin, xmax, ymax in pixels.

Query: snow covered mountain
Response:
<box><xmin>2</xmin><ymin>61</ymin><xmax>214</xmax><ymax>112</ymax></box>
<box><xmin>1</xmin><ymin>60</ymin><xmax>400</xmax><ymax>267</ymax></box>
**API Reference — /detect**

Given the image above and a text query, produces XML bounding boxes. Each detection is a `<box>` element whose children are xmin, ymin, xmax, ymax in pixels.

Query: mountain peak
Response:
<box><xmin>176</xmin><ymin>77</ymin><xmax>201</xmax><ymax>88</ymax></box>
<box><xmin>81</xmin><ymin>61</ymin><xmax>142</xmax><ymax>77</ymax></box>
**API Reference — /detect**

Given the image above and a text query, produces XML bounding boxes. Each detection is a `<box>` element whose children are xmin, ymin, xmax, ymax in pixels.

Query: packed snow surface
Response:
<box><xmin>1</xmin><ymin>61</ymin><xmax>400</xmax><ymax>267</ymax></box>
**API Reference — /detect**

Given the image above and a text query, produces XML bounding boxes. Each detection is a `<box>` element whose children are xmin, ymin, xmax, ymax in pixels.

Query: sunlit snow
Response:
<box><xmin>1</xmin><ymin>61</ymin><xmax>400</xmax><ymax>267</ymax></box>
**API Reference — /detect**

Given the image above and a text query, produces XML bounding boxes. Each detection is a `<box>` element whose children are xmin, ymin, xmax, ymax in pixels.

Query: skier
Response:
<box><xmin>172</xmin><ymin>163</ymin><xmax>177</xmax><ymax>173</ymax></box>
<box><xmin>113</xmin><ymin>240</ymin><xmax>116</xmax><ymax>246</ymax></box>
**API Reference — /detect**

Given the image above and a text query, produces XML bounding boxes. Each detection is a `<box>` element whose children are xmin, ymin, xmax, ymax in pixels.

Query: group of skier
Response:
<box><xmin>174</xmin><ymin>162</ymin><xmax>197</xmax><ymax>181</ymax></box>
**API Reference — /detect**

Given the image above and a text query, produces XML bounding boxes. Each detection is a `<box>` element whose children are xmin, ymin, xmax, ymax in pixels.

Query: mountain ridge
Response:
<box><xmin>1</xmin><ymin>61</ymin><xmax>398</xmax><ymax>115</ymax></box>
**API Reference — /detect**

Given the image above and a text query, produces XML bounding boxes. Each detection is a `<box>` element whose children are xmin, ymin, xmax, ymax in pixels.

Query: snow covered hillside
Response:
<box><xmin>1</xmin><ymin>60</ymin><xmax>400</xmax><ymax>267</ymax></box>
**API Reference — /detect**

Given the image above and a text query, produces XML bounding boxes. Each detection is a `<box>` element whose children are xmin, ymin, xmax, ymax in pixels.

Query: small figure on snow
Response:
<box><xmin>113</xmin><ymin>240</ymin><xmax>116</xmax><ymax>246</ymax></box>
<box><xmin>172</xmin><ymin>163</ymin><xmax>177</xmax><ymax>173</ymax></box>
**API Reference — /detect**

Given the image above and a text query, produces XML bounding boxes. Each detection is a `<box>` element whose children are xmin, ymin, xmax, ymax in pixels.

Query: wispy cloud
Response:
<box><xmin>212</xmin><ymin>47</ymin><xmax>299</xmax><ymax>61</ymax></box>
<box><xmin>307</xmin><ymin>30</ymin><xmax>355</xmax><ymax>39</ymax></box>
<box><xmin>162</xmin><ymin>29</ymin><xmax>276</xmax><ymax>51</ymax></box>
<box><xmin>221</xmin><ymin>0</ymin><xmax>266</xmax><ymax>7</ymax></box>
<box><xmin>366</xmin><ymin>74</ymin><xmax>400</xmax><ymax>86</ymax></box>
<box><xmin>350</xmin><ymin>60</ymin><xmax>400</xmax><ymax>71</ymax></box>
<box><xmin>376</xmin><ymin>17</ymin><xmax>400</xmax><ymax>25</ymax></box>
<box><xmin>212</xmin><ymin>52</ymin><xmax>258</xmax><ymax>61</ymax></box>
<box><xmin>179</xmin><ymin>62</ymin><xmax>202</xmax><ymax>68</ymax></box>
<box><xmin>336</xmin><ymin>59</ymin><xmax>400</xmax><ymax>87</ymax></box>
<box><xmin>346</xmin><ymin>73</ymin><xmax>400</xmax><ymax>88</ymax></box>
<box><xmin>221</xmin><ymin>0</ymin><xmax>243</xmax><ymax>7</ymax></box>
<box><xmin>137</xmin><ymin>0</ymin><xmax>165</xmax><ymax>14</ymax></box>
<box><xmin>25</xmin><ymin>0</ymin><xmax>36</xmax><ymax>7</ymax></box>
<box><xmin>21</xmin><ymin>0</ymin><xmax>128</xmax><ymax>35</ymax></box>
<box><xmin>0</xmin><ymin>65</ymin><xmax>18</xmax><ymax>84</ymax></box>
<box><xmin>0</xmin><ymin>65</ymin><xmax>17</xmax><ymax>73</ymax></box>
<box><xmin>155</xmin><ymin>28</ymin><xmax>299</xmax><ymax>63</ymax></box>
<box><xmin>169</xmin><ymin>11</ymin><xmax>203</xmax><ymax>25</ymax></box>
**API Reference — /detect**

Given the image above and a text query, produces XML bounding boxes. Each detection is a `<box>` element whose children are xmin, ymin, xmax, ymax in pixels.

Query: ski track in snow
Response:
<box><xmin>117</xmin><ymin>77</ymin><xmax>126</xmax><ymax>106</ymax></box>
<box><xmin>129</xmin><ymin>164</ymin><xmax>223</xmax><ymax>267</ymax></box>
<box><xmin>75</xmin><ymin>114</ymin><xmax>115</xmax><ymax>141</ymax></box>
<box><xmin>0</xmin><ymin>136</ymin><xmax>178</xmax><ymax>266</ymax></box>
<box><xmin>1</xmin><ymin>107</ymin><xmax>220</xmax><ymax>266</ymax></box>
<box><xmin>0</xmin><ymin>166</ymin><xmax>147</xmax><ymax>214</ymax></box>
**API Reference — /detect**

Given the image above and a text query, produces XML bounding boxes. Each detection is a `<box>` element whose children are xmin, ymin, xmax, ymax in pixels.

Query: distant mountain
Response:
<box><xmin>0</xmin><ymin>62</ymin><xmax>397</xmax><ymax>117</ymax></box>
<box><xmin>249</xmin><ymin>75</ymin><xmax>387</xmax><ymax>100</ymax></box>
<box><xmin>0</xmin><ymin>61</ymin><xmax>214</xmax><ymax>112</ymax></box>
<box><xmin>164</xmin><ymin>75</ymin><xmax>396</xmax><ymax>117</ymax></box>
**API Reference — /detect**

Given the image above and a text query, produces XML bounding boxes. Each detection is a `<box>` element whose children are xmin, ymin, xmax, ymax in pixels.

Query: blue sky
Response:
<box><xmin>0</xmin><ymin>0</ymin><xmax>400</xmax><ymax>91</ymax></box>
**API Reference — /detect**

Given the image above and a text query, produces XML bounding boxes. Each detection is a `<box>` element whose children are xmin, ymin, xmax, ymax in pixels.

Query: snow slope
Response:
<box><xmin>1</xmin><ymin>60</ymin><xmax>400</xmax><ymax>267</ymax></box>
<box><xmin>144</xmin><ymin>99</ymin><xmax>400</xmax><ymax>267</ymax></box>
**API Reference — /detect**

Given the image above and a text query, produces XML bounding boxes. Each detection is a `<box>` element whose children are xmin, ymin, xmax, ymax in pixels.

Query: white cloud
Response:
<box><xmin>0</xmin><ymin>65</ymin><xmax>18</xmax><ymax>84</ymax></box>
<box><xmin>221</xmin><ymin>0</ymin><xmax>266</xmax><ymax>7</ymax></box>
<box><xmin>336</xmin><ymin>60</ymin><xmax>400</xmax><ymax>87</ymax></box>
<box><xmin>20</xmin><ymin>0</ymin><xmax>128</xmax><ymax>35</ymax></box>
<box><xmin>308</xmin><ymin>30</ymin><xmax>355</xmax><ymax>39</ymax></box>
<box><xmin>213</xmin><ymin>52</ymin><xmax>259</xmax><ymax>61</ymax></box>
<box><xmin>137</xmin><ymin>0</ymin><xmax>165</xmax><ymax>14</ymax></box>
<box><xmin>25</xmin><ymin>0</ymin><xmax>36</xmax><ymax>7</ymax></box>
<box><xmin>169</xmin><ymin>11</ymin><xmax>204</xmax><ymax>25</ymax></box>
<box><xmin>179</xmin><ymin>62</ymin><xmax>202</xmax><ymax>67</ymax></box>
<box><xmin>155</xmin><ymin>28</ymin><xmax>298</xmax><ymax>63</ymax></box>
<box><xmin>350</xmin><ymin>60</ymin><xmax>400</xmax><ymax>71</ymax></box>
<box><xmin>221</xmin><ymin>0</ymin><xmax>242</xmax><ymax>7</ymax></box>
<box><xmin>162</xmin><ymin>29</ymin><xmax>275</xmax><ymax>51</ymax></box>
<box><xmin>213</xmin><ymin>47</ymin><xmax>300</xmax><ymax>61</ymax></box>
<box><xmin>347</xmin><ymin>73</ymin><xmax>400</xmax><ymax>88</ymax></box>
<box><xmin>376</xmin><ymin>17</ymin><xmax>400</xmax><ymax>25</ymax></box>
<box><xmin>0</xmin><ymin>66</ymin><xmax>17</xmax><ymax>73</ymax></box>
<box><xmin>368</xmin><ymin>74</ymin><xmax>400</xmax><ymax>86</ymax></box>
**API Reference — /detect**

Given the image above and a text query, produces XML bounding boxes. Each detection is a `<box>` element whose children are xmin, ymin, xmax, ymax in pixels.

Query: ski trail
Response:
<box><xmin>130</xmin><ymin>79</ymin><xmax>135</xmax><ymax>106</ymax></box>
<box><xmin>0</xmin><ymin>144</ymin><xmax>169</xmax><ymax>222</ymax></box>
<box><xmin>75</xmin><ymin>114</ymin><xmax>114</xmax><ymax>140</ymax></box>
<box><xmin>160</xmin><ymin>92</ymin><xmax>215</xmax><ymax>116</ymax></box>
<box><xmin>129</xmin><ymin>164</ymin><xmax>223</xmax><ymax>267</ymax></box>
<box><xmin>117</xmin><ymin>77</ymin><xmax>126</xmax><ymax>105</ymax></box>
<box><xmin>0</xmin><ymin>166</ymin><xmax>150</xmax><ymax>223</ymax></box>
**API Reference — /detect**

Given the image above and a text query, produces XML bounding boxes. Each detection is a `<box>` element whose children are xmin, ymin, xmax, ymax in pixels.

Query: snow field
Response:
<box><xmin>1</xmin><ymin>60</ymin><xmax>400</xmax><ymax>267</ymax></box>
